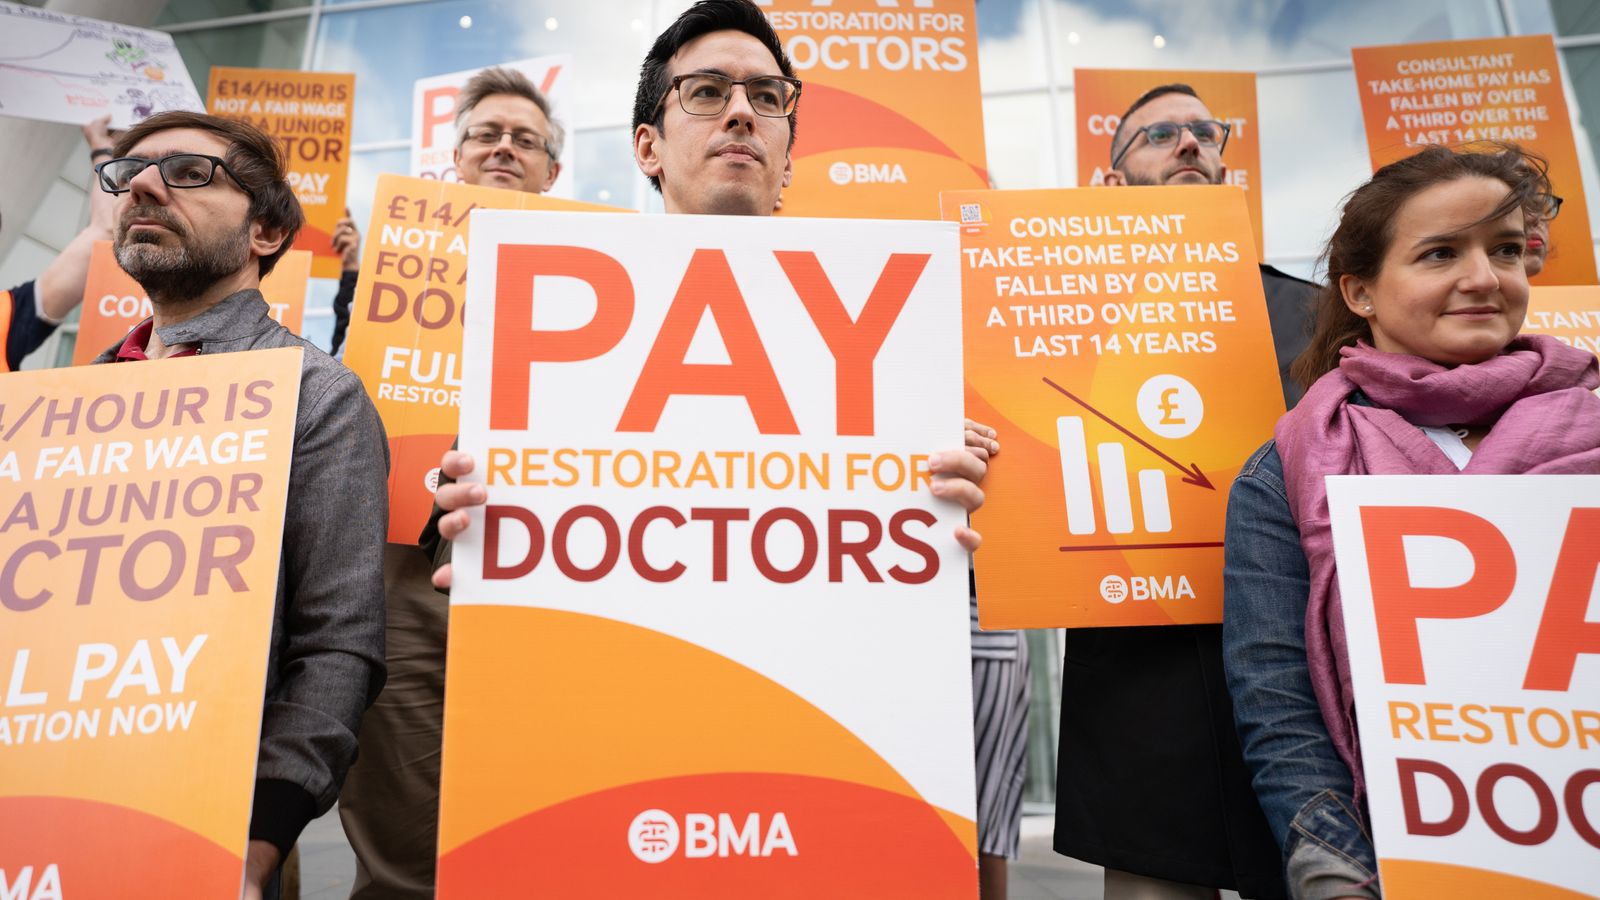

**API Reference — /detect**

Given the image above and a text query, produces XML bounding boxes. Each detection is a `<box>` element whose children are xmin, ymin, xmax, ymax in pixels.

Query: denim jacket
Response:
<box><xmin>1222</xmin><ymin>441</ymin><xmax>1381</xmax><ymax>900</ymax></box>
<box><xmin>95</xmin><ymin>290</ymin><xmax>390</xmax><ymax>854</ymax></box>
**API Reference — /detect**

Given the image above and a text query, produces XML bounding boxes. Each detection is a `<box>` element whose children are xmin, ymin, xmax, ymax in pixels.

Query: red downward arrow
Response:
<box><xmin>1041</xmin><ymin>376</ymin><xmax>1215</xmax><ymax>490</ymax></box>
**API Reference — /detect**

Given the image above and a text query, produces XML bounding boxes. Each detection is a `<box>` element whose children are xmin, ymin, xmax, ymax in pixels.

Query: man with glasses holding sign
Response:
<box><xmin>422</xmin><ymin>7</ymin><xmax>994</xmax><ymax>895</ymax></box>
<box><xmin>333</xmin><ymin>63</ymin><xmax>568</xmax><ymax>900</ymax></box>
<box><xmin>1051</xmin><ymin>84</ymin><xmax>1313</xmax><ymax>899</ymax></box>
<box><xmin>89</xmin><ymin>110</ymin><xmax>389</xmax><ymax>900</ymax></box>
<box><xmin>427</xmin><ymin>0</ymin><xmax>991</xmax><ymax>580</ymax></box>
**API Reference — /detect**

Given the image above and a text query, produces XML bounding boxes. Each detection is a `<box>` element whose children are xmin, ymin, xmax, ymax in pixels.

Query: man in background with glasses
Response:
<box><xmin>1105</xmin><ymin>89</ymin><xmax>1230</xmax><ymax>188</ymax></box>
<box><xmin>89</xmin><ymin>110</ymin><xmax>389</xmax><ymax>900</ymax></box>
<box><xmin>333</xmin><ymin>62</ymin><xmax>568</xmax><ymax>900</ymax></box>
<box><xmin>327</xmin><ymin>66</ymin><xmax>564</xmax><ymax>358</ymax></box>
<box><xmin>1051</xmin><ymin>83</ymin><xmax>1313</xmax><ymax>900</ymax></box>
<box><xmin>452</xmin><ymin>66</ymin><xmax>565</xmax><ymax>195</ymax></box>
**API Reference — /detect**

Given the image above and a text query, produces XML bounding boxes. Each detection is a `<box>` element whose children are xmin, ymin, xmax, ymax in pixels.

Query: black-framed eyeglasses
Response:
<box><xmin>1539</xmin><ymin>193</ymin><xmax>1564</xmax><ymax>220</ymax></box>
<box><xmin>659</xmin><ymin>73</ymin><xmax>802</xmax><ymax>118</ymax></box>
<box><xmin>461</xmin><ymin>125</ymin><xmax>553</xmax><ymax>156</ymax></box>
<box><xmin>1110</xmin><ymin>120</ymin><xmax>1232</xmax><ymax>169</ymax></box>
<box><xmin>95</xmin><ymin>153</ymin><xmax>255</xmax><ymax>199</ymax></box>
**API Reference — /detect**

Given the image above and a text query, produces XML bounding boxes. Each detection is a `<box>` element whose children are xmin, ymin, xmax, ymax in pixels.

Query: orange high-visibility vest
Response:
<box><xmin>0</xmin><ymin>287</ymin><xmax>15</xmax><ymax>373</ymax></box>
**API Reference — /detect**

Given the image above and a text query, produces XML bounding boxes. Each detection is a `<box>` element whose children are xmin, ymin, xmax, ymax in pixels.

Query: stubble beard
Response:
<box><xmin>115</xmin><ymin>209</ymin><xmax>253</xmax><ymax>307</ymax></box>
<box><xmin>700</xmin><ymin>182</ymin><xmax>771</xmax><ymax>216</ymax></box>
<box><xmin>1119</xmin><ymin>150</ymin><xmax>1223</xmax><ymax>187</ymax></box>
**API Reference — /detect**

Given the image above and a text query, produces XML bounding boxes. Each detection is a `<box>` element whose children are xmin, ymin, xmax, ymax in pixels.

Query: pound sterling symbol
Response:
<box><xmin>1157</xmin><ymin>388</ymin><xmax>1185</xmax><ymax>426</ymax></box>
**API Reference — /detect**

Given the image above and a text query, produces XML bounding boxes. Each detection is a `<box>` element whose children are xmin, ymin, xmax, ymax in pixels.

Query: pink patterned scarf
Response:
<box><xmin>1273</xmin><ymin>334</ymin><xmax>1600</xmax><ymax>801</ymax></box>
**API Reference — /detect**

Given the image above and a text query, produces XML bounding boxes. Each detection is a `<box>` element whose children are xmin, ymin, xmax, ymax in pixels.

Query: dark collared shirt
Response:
<box><xmin>94</xmin><ymin>289</ymin><xmax>390</xmax><ymax>855</ymax></box>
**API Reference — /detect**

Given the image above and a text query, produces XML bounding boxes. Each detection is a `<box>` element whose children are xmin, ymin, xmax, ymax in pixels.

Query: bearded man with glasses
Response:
<box><xmin>89</xmin><ymin>111</ymin><xmax>389</xmax><ymax>900</ymax></box>
<box><xmin>1051</xmin><ymin>83</ymin><xmax>1315</xmax><ymax>900</ymax></box>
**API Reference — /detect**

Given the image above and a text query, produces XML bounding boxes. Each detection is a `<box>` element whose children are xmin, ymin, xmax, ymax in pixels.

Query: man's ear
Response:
<box><xmin>1339</xmin><ymin>273</ymin><xmax>1374</xmax><ymax>319</ymax></box>
<box><xmin>781</xmin><ymin>149</ymin><xmax>792</xmax><ymax>188</ymax></box>
<box><xmin>1103</xmin><ymin>169</ymin><xmax>1127</xmax><ymax>187</ymax></box>
<box><xmin>250</xmin><ymin>220</ymin><xmax>289</xmax><ymax>263</ymax></box>
<box><xmin>452</xmin><ymin>144</ymin><xmax>463</xmax><ymax>169</ymax></box>
<box><xmin>634</xmin><ymin>123</ymin><xmax>663</xmax><ymax>181</ymax></box>
<box><xmin>543</xmin><ymin>160</ymin><xmax>562</xmax><ymax>192</ymax></box>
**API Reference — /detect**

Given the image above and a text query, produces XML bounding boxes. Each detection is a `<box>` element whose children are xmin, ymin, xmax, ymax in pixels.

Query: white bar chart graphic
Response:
<box><xmin>1057</xmin><ymin>415</ymin><xmax>1174</xmax><ymax>535</ymax></box>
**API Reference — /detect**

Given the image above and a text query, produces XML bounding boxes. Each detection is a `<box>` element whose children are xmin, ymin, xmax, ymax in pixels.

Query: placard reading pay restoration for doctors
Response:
<box><xmin>437</xmin><ymin>209</ymin><xmax>979</xmax><ymax>899</ymax></box>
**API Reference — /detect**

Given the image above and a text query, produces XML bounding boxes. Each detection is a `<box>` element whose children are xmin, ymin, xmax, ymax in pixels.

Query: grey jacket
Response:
<box><xmin>94</xmin><ymin>289</ymin><xmax>389</xmax><ymax>854</ymax></box>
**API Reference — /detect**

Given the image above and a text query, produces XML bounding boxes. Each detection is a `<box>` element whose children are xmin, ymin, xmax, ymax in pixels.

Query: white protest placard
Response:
<box><xmin>409</xmin><ymin>55</ymin><xmax>574</xmax><ymax>199</ymax></box>
<box><xmin>0</xmin><ymin>1</ymin><xmax>203</xmax><ymax>128</ymax></box>
<box><xmin>1329</xmin><ymin>475</ymin><xmax>1600</xmax><ymax>899</ymax></box>
<box><xmin>434</xmin><ymin>210</ymin><xmax>978</xmax><ymax>897</ymax></box>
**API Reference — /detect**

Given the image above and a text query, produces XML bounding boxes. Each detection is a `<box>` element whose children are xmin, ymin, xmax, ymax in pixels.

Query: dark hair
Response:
<box><xmin>1291</xmin><ymin>143</ymin><xmax>1549</xmax><ymax>386</ymax></box>
<box><xmin>112</xmin><ymin>110</ymin><xmax>304</xmax><ymax>278</ymax></box>
<box><xmin>456</xmin><ymin>65</ymin><xmax>565</xmax><ymax>159</ymax></box>
<box><xmin>1109</xmin><ymin>83</ymin><xmax>1201</xmax><ymax>167</ymax></box>
<box><xmin>631</xmin><ymin>0</ymin><xmax>797</xmax><ymax>193</ymax></box>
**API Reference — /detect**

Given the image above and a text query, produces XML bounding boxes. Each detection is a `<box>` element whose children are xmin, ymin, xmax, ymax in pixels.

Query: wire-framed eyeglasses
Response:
<box><xmin>461</xmin><ymin>125</ymin><xmax>553</xmax><ymax>156</ymax></box>
<box><xmin>1111</xmin><ymin>120</ymin><xmax>1232</xmax><ymax>169</ymax></box>
<box><xmin>660</xmin><ymin>73</ymin><xmax>802</xmax><ymax>118</ymax></box>
<box><xmin>95</xmin><ymin>153</ymin><xmax>255</xmax><ymax>199</ymax></box>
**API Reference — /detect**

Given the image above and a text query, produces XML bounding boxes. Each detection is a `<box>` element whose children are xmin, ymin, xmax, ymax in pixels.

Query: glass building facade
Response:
<box><xmin>6</xmin><ymin>0</ymin><xmax>1600</xmax><ymax>806</ymax></box>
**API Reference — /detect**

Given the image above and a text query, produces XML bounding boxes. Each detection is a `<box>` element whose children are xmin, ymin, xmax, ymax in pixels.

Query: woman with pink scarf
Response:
<box><xmin>1220</xmin><ymin>143</ymin><xmax>1600</xmax><ymax>900</ymax></box>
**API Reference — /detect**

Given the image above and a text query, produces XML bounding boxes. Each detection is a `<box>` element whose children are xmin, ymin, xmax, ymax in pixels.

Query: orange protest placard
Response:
<box><xmin>0</xmin><ymin>348</ymin><xmax>302</xmax><ymax>897</ymax></box>
<box><xmin>71</xmin><ymin>241</ymin><xmax>311</xmax><ymax>365</ymax></box>
<box><xmin>341</xmin><ymin>174</ymin><xmax>627</xmax><ymax>544</ymax></box>
<box><xmin>208</xmin><ymin>66</ymin><xmax>355</xmax><ymax>279</ymax></box>
<box><xmin>1328</xmin><ymin>477</ymin><xmax>1600</xmax><ymax>898</ymax></box>
<box><xmin>766</xmin><ymin>1</ymin><xmax>987</xmax><ymax>219</ymax></box>
<box><xmin>437</xmin><ymin>210</ymin><xmax>976</xmax><ymax>897</ymax></box>
<box><xmin>1351</xmin><ymin>36</ymin><xmax>1596</xmax><ymax>285</ymax></box>
<box><xmin>942</xmin><ymin>186</ymin><xmax>1283</xmax><ymax>628</ymax></box>
<box><xmin>1524</xmin><ymin>285</ymin><xmax>1600</xmax><ymax>364</ymax></box>
<box><xmin>1074</xmin><ymin>69</ymin><xmax>1264</xmax><ymax>261</ymax></box>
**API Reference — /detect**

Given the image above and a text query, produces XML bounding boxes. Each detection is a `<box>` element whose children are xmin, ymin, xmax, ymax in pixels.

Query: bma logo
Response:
<box><xmin>628</xmin><ymin>809</ymin><xmax>680</xmax><ymax>864</ymax></box>
<box><xmin>828</xmin><ymin>161</ymin><xmax>909</xmax><ymax>185</ymax></box>
<box><xmin>627</xmin><ymin>809</ymin><xmax>798</xmax><ymax>862</ymax></box>
<box><xmin>1098</xmin><ymin>574</ymin><xmax>1128</xmax><ymax>604</ymax></box>
<box><xmin>1099</xmin><ymin>574</ymin><xmax>1195</xmax><ymax>603</ymax></box>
